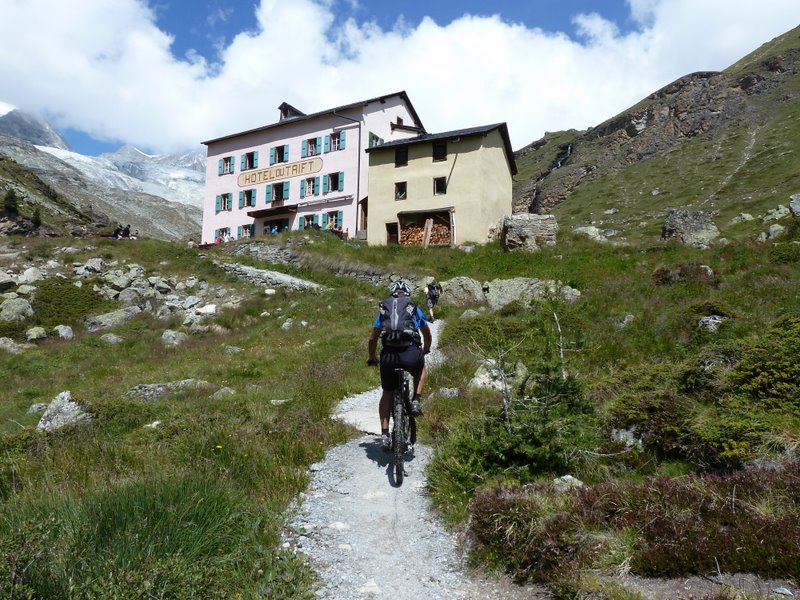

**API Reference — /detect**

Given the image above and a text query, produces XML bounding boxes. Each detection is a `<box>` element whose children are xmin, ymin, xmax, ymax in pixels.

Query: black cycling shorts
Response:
<box><xmin>379</xmin><ymin>345</ymin><xmax>424</xmax><ymax>390</ymax></box>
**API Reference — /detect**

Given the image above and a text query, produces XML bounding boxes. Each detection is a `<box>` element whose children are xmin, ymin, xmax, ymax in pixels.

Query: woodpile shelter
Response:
<box><xmin>365</xmin><ymin>123</ymin><xmax>517</xmax><ymax>246</ymax></box>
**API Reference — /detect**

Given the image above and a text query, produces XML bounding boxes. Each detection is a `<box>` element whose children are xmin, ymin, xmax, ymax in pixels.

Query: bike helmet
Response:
<box><xmin>389</xmin><ymin>280</ymin><xmax>411</xmax><ymax>297</ymax></box>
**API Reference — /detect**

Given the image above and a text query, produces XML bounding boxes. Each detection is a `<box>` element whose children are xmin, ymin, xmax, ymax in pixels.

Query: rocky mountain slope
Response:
<box><xmin>512</xmin><ymin>25</ymin><xmax>800</xmax><ymax>243</ymax></box>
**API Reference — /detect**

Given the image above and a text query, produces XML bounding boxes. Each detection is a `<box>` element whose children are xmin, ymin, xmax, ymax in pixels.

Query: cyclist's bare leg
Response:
<box><xmin>413</xmin><ymin>365</ymin><xmax>427</xmax><ymax>397</ymax></box>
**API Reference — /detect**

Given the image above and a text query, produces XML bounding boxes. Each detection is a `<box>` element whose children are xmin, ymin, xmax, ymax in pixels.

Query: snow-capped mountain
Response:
<box><xmin>0</xmin><ymin>108</ymin><xmax>72</xmax><ymax>150</ymax></box>
<box><xmin>39</xmin><ymin>144</ymin><xmax>206</xmax><ymax>208</ymax></box>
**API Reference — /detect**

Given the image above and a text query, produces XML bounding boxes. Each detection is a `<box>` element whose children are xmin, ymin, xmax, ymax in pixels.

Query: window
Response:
<box><xmin>239</xmin><ymin>189</ymin><xmax>256</xmax><ymax>208</ymax></box>
<box><xmin>324</xmin><ymin>131</ymin><xmax>346</xmax><ymax>152</ymax></box>
<box><xmin>324</xmin><ymin>210</ymin><xmax>343</xmax><ymax>230</ymax></box>
<box><xmin>301</xmin><ymin>215</ymin><xmax>319</xmax><ymax>229</ymax></box>
<box><xmin>323</xmin><ymin>171</ymin><xmax>344</xmax><ymax>193</ymax></box>
<box><xmin>433</xmin><ymin>177</ymin><xmax>447</xmax><ymax>195</ymax></box>
<box><xmin>215</xmin><ymin>193</ymin><xmax>233</xmax><ymax>212</ymax></box>
<box><xmin>395</xmin><ymin>181</ymin><xmax>407</xmax><ymax>200</ymax></box>
<box><xmin>270</xmin><ymin>144</ymin><xmax>289</xmax><ymax>165</ymax></box>
<box><xmin>368</xmin><ymin>132</ymin><xmax>384</xmax><ymax>148</ymax></box>
<box><xmin>433</xmin><ymin>141</ymin><xmax>447</xmax><ymax>162</ymax></box>
<box><xmin>301</xmin><ymin>176</ymin><xmax>320</xmax><ymax>198</ymax></box>
<box><xmin>397</xmin><ymin>117</ymin><xmax>404</xmax><ymax>126</ymax></box>
<box><xmin>237</xmin><ymin>224</ymin><xmax>254</xmax><ymax>239</ymax></box>
<box><xmin>269</xmin><ymin>181</ymin><xmax>289</xmax><ymax>202</ymax></box>
<box><xmin>395</xmin><ymin>146</ymin><xmax>408</xmax><ymax>167</ymax></box>
<box><xmin>218</xmin><ymin>156</ymin><xmax>234</xmax><ymax>175</ymax></box>
<box><xmin>302</xmin><ymin>137</ymin><xmax>321</xmax><ymax>157</ymax></box>
<box><xmin>214</xmin><ymin>227</ymin><xmax>231</xmax><ymax>242</ymax></box>
<box><xmin>242</xmin><ymin>151</ymin><xmax>258</xmax><ymax>171</ymax></box>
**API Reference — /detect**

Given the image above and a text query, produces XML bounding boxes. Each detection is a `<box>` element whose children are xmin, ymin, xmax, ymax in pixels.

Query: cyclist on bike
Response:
<box><xmin>367</xmin><ymin>280</ymin><xmax>432</xmax><ymax>450</ymax></box>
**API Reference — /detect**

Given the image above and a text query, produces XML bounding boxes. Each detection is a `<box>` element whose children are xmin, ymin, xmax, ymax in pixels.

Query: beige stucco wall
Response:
<box><xmin>366</xmin><ymin>129</ymin><xmax>513</xmax><ymax>245</ymax></box>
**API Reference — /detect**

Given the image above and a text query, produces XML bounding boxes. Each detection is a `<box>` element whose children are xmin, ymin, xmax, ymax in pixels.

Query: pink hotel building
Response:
<box><xmin>201</xmin><ymin>91</ymin><xmax>425</xmax><ymax>244</ymax></box>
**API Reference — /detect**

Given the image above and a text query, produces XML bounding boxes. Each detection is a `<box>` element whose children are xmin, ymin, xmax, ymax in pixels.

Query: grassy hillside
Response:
<box><xmin>2</xmin><ymin>226</ymin><xmax>798</xmax><ymax>598</ymax></box>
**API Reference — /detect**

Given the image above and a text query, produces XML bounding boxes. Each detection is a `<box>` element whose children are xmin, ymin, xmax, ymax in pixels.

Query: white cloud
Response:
<box><xmin>0</xmin><ymin>0</ymin><xmax>798</xmax><ymax>153</ymax></box>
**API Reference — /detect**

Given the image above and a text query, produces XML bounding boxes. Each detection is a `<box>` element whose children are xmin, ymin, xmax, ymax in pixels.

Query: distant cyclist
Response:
<box><xmin>367</xmin><ymin>280</ymin><xmax>432</xmax><ymax>450</ymax></box>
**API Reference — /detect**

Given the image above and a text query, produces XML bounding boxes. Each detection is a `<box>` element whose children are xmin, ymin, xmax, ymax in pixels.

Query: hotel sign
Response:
<box><xmin>237</xmin><ymin>157</ymin><xmax>323</xmax><ymax>187</ymax></box>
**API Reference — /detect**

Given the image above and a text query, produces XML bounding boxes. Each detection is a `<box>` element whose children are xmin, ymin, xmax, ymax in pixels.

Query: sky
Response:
<box><xmin>0</xmin><ymin>0</ymin><xmax>799</xmax><ymax>156</ymax></box>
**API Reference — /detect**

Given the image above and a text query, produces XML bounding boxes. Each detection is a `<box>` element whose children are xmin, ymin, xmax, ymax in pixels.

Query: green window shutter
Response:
<box><xmin>253</xmin><ymin>151</ymin><xmax>259</xmax><ymax>168</ymax></box>
<box><xmin>300</xmin><ymin>179</ymin><xmax>306</xmax><ymax>198</ymax></box>
<box><xmin>237</xmin><ymin>226</ymin><xmax>242</xmax><ymax>238</ymax></box>
<box><xmin>316</xmin><ymin>137</ymin><xmax>322</xmax><ymax>154</ymax></box>
<box><xmin>250</xmin><ymin>224</ymin><xmax>255</xmax><ymax>236</ymax></box>
<box><xmin>301</xmin><ymin>140</ymin><xmax>307</xmax><ymax>158</ymax></box>
<box><xmin>283</xmin><ymin>181</ymin><xmax>289</xmax><ymax>199</ymax></box>
<box><xmin>322</xmin><ymin>213</ymin><xmax>328</xmax><ymax>228</ymax></box>
<box><xmin>283</xmin><ymin>145</ymin><xmax>289</xmax><ymax>161</ymax></box>
<box><xmin>239</xmin><ymin>191</ymin><xmax>244</xmax><ymax>209</ymax></box>
<box><xmin>298</xmin><ymin>217</ymin><xmax>304</xmax><ymax>230</ymax></box>
<box><xmin>324</xmin><ymin>135</ymin><xmax>330</xmax><ymax>153</ymax></box>
<box><xmin>323</xmin><ymin>175</ymin><xmax>329</xmax><ymax>193</ymax></box>
<box><xmin>215</xmin><ymin>195</ymin><xmax>221</xmax><ymax>213</ymax></box>
<box><xmin>313</xmin><ymin>214</ymin><xmax>319</xmax><ymax>225</ymax></box>
<box><xmin>270</xmin><ymin>148</ymin><xmax>276</xmax><ymax>165</ymax></box>
<box><xmin>339</xmin><ymin>171</ymin><xmax>345</xmax><ymax>191</ymax></box>
<box><xmin>337</xmin><ymin>210</ymin><xmax>343</xmax><ymax>227</ymax></box>
<box><xmin>265</xmin><ymin>185</ymin><xmax>273</xmax><ymax>202</ymax></box>
<box><xmin>314</xmin><ymin>176</ymin><xmax>320</xmax><ymax>195</ymax></box>
<box><xmin>252</xmin><ymin>188</ymin><xmax>256</xmax><ymax>204</ymax></box>
<box><xmin>218</xmin><ymin>159</ymin><xmax>223</xmax><ymax>176</ymax></box>
<box><xmin>228</xmin><ymin>196</ymin><xmax>233</xmax><ymax>211</ymax></box>
<box><xmin>240</xmin><ymin>155</ymin><xmax>246</xmax><ymax>170</ymax></box>
<box><xmin>282</xmin><ymin>219</ymin><xmax>289</xmax><ymax>230</ymax></box>
<box><xmin>340</xmin><ymin>130</ymin><xmax>346</xmax><ymax>150</ymax></box>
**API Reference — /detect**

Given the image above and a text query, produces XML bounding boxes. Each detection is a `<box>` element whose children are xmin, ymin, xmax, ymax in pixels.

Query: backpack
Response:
<box><xmin>378</xmin><ymin>295</ymin><xmax>420</xmax><ymax>347</ymax></box>
<box><xmin>428</xmin><ymin>283</ymin><xmax>441</xmax><ymax>300</ymax></box>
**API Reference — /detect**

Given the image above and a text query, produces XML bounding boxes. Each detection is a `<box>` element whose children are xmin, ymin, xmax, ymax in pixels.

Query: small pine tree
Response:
<box><xmin>32</xmin><ymin>206</ymin><xmax>42</xmax><ymax>228</ymax></box>
<box><xmin>3</xmin><ymin>189</ymin><xmax>19</xmax><ymax>214</ymax></box>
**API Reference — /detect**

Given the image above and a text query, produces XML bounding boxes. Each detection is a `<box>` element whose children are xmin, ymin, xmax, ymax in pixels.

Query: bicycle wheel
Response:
<box><xmin>393</xmin><ymin>389</ymin><xmax>405</xmax><ymax>485</ymax></box>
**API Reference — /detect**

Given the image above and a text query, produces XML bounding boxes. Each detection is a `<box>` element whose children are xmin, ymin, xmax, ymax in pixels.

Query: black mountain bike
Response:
<box><xmin>390</xmin><ymin>367</ymin><xmax>417</xmax><ymax>485</ymax></box>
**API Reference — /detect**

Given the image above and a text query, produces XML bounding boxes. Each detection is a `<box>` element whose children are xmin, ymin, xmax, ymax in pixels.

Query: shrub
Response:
<box><xmin>3</xmin><ymin>188</ymin><xmax>19</xmax><ymax>214</ymax></box>
<box><xmin>732</xmin><ymin>316</ymin><xmax>800</xmax><ymax>408</ymax></box>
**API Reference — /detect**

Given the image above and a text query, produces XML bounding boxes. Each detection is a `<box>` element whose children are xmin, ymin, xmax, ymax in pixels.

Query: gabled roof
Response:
<box><xmin>366</xmin><ymin>122</ymin><xmax>517</xmax><ymax>175</ymax></box>
<box><xmin>202</xmin><ymin>91</ymin><xmax>425</xmax><ymax>145</ymax></box>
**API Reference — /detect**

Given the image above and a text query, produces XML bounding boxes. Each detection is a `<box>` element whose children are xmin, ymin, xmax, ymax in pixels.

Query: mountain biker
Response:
<box><xmin>367</xmin><ymin>280</ymin><xmax>432</xmax><ymax>451</ymax></box>
<box><xmin>423</xmin><ymin>279</ymin><xmax>441</xmax><ymax>322</ymax></box>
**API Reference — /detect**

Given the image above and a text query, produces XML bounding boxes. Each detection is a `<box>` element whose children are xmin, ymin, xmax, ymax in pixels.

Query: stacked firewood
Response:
<box><xmin>400</xmin><ymin>219</ymin><xmax>451</xmax><ymax>246</ymax></box>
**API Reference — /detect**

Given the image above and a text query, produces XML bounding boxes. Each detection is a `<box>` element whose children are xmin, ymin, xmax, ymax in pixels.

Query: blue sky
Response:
<box><xmin>1</xmin><ymin>0</ymin><xmax>799</xmax><ymax>156</ymax></box>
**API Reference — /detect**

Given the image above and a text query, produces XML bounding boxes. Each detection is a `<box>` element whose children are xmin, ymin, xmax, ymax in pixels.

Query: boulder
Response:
<box><xmin>0</xmin><ymin>273</ymin><xmax>15</xmax><ymax>292</ymax></box>
<box><xmin>1</xmin><ymin>297</ymin><xmax>34</xmax><ymax>322</ymax></box>
<box><xmin>0</xmin><ymin>336</ymin><xmax>34</xmax><ymax>354</ymax></box>
<box><xmin>19</xmin><ymin>267</ymin><xmax>43</xmax><ymax>284</ymax></box>
<box><xmin>662</xmin><ymin>209</ymin><xmax>720</xmax><ymax>248</ymax></box>
<box><xmin>84</xmin><ymin>306</ymin><xmax>141</xmax><ymax>331</ymax></box>
<box><xmin>100</xmin><ymin>333</ymin><xmax>123</xmax><ymax>344</ymax></box>
<box><xmin>161</xmin><ymin>329</ymin><xmax>188</xmax><ymax>346</ymax></box>
<box><xmin>484</xmin><ymin>277</ymin><xmax>580</xmax><ymax>310</ymax></box>
<box><xmin>501</xmin><ymin>214</ymin><xmax>558</xmax><ymax>252</ymax></box>
<box><xmin>763</xmin><ymin>205</ymin><xmax>791</xmax><ymax>222</ymax></box>
<box><xmin>440</xmin><ymin>276</ymin><xmax>485</xmax><ymax>306</ymax></box>
<box><xmin>25</xmin><ymin>326</ymin><xmax>47</xmax><ymax>341</ymax></box>
<box><xmin>790</xmin><ymin>193</ymin><xmax>800</xmax><ymax>216</ymax></box>
<box><xmin>54</xmin><ymin>325</ymin><xmax>74</xmax><ymax>340</ymax></box>
<box><xmin>573</xmin><ymin>226</ymin><xmax>609</xmax><ymax>243</ymax></box>
<box><xmin>125</xmin><ymin>379</ymin><xmax>215</xmax><ymax>402</ymax></box>
<box><xmin>37</xmin><ymin>391</ymin><xmax>92</xmax><ymax>431</ymax></box>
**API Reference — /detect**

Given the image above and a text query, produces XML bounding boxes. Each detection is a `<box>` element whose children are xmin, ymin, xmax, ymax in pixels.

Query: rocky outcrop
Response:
<box><xmin>440</xmin><ymin>276</ymin><xmax>580</xmax><ymax>310</ymax></box>
<box><xmin>124</xmin><ymin>379</ymin><xmax>216</xmax><ymax>402</ymax></box>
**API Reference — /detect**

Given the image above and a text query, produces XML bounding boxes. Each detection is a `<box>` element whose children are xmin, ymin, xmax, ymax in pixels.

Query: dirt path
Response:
<box><xmin>285</xmin><ymin>320</ymin><xmax>549</xmax><ymax>599</ymax></box>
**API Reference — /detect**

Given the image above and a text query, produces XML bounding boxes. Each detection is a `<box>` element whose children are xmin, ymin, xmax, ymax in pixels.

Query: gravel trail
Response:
<box><xmin>285</xmin><ymin>321</ymin><xmax>549</xmax><ymax>599</ymax></box>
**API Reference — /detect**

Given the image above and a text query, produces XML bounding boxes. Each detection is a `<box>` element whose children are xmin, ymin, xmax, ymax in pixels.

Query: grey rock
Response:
<box><xmin>729</xmin><ymin>212</ymin><xmax>755</xmax><ymax>224</ymax></box>
<box><xmin>1</xmin><ymin>297</ymin><xmax>34</xmax><ymax>322</ymax></box>
<box><xmin>211</xmin><ymin>387</ymin><xmax>235</xmax><ymax>399</ymax></box>
<box><xmin>117</xmin><ymin>287</ymin><xmax>144</xmax><ymax>307</ymax></box>
<box><xmin>573</xmin><ymin>225</ymin><xmax>609</xmax><ymax>243</ymax></box>
<box><xmin>484</xmin><ymin>277</ymin><xmax>580</xmax><ymax>310</ymax></box>
<box><xmin>440</xmin><ymin>276</ymin><xmax>485</xmax><ymax>306</ymax></box>
<box><xmin>84</xmin><ymin>258</ymin><xmax>104</xmax><ymax>273</ymax></box>
<box><xmin>768</xmin><ymin>224</ymin><xmax>786</xmax><ymax>239</ymax></box>
<box><xmin>223</xmin><ymin>345</ymin><xmax>244</xmax><ymax>355</ymax></box>
<box><xmin>614</xmin><ymin>314</ymin><xmax>635</xmax><ymax>329</ymax></box>
<box><xmin>763</xmin><ymin>205</ymin><xmax>790</xmax><ymax>222</ymax></box>
<box><xmin>182</xmin><ymin>295</ymin><xmax>202</xmax><ymax>309</ymax></box>
<box><xmin>161</xmin><ymin>329</ymin><xmax>189</xmax><ymax>346</ymax></box>
<box><xmin>25</xmin><ymin>326</ymin><xmax>47</xmax><ymax>341</ymax></box>
<box><xmin>0</xmin><ymin>273</ymin><xmax>15</xmax><ymax>292</ymax></box>
<box><xmin>698</xmin><ymin>315</ymin><xmax>728</xmax><ymax>332</ymax></box>
<box><xmin>19</xmin><ymin>267</ymin><xmax>43</xmax><ymax>284</ymax></box>
<box><xmin>662</xmin><ymin>209</ymin><xmax>720</xmax><ymax>248</ymax></box>
<box><xmin>459</xmin><ymin>309</ymin><xmax>481</xmax><ymax>320</ymax></box>
<box><xmin>553</xmin><ymin>475</ymin><xmax>584</xmax><ymax>493</ymax></box>
<box><xmin>470</xmin><ymin>359</ymin><xmax>528</xmax><ymax>392</ymax></box>
<box><xmin>53</xmin><ymin>325</ymin><xmax>74</xmax><ymax>340</ymax></box>
<box><xmin>790</xmin><ymin>193</ymin><xmax>800</xmax><ymax>216</ymax></box>
<box><xmin>100</xmin><ymin>333</ymin><xmax>123</xmax><ymax>344</ymax></box>
<box><xmin>281</xmin><ymin>318</ymin><xmax>294</xmax><ymax>331</ymax></box>
<box><xmin>26</xmin><ymin>403</ymin><xmax>48</xmax><ymax>414</ymax></box>
<box><xmin>196</xmin><ymin>304</ymin><xmax>216</xmax><ymax>315</ymax></box>
<box><xmin>84</xmin><ymin>306</ymin><xmax>141</xmax><ymax>331</ymax></box>
<box><xmin>16</xmin><ymin>284</ymin><xmax>36</xmax><ymax>295</ymax></box>
<box><xmin>125</xmin><ymin>379</ymin><xmax>215</xmax><ymax>402</ymax></box>
<box><xmin>0</xmin><ymin>336</ymin><xmax>33</xmax><ymax>354</ymax></box>
<box><xmin>37</xmin><ymin>391</ymin><xmax>92</xmax><ymax>431</ymax></box>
